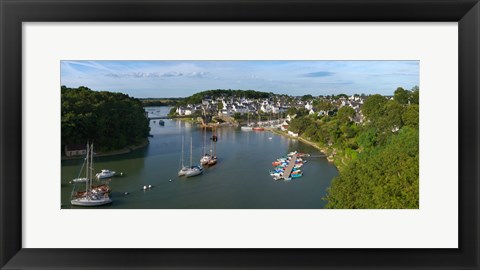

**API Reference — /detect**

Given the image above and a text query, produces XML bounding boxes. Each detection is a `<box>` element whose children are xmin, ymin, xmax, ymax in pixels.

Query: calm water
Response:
<box><xmin>61</xmin><ymin>107</ymin><xmax>338</xmax><ymax>209</ymax></box>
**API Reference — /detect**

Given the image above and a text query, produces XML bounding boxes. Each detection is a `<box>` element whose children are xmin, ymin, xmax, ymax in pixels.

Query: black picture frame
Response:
<box><xmin>1</xmin><ymin>0</ymin><xmax>479</xmax><ymax>269</ymax></box>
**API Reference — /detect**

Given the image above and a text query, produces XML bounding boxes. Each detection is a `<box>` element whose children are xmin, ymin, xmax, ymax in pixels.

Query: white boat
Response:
<box><xmin>96</xmin><ymin>169</ymin><xmax>116</xmax><ymax>179</ymax></box>
<box><xmin>178</xmin><ymin>136</ymin><xmax>189</xmax><ymax>176</ymax></box>
<box><xmin>71</xmin><ymin>143</ymin><xmax>112</xmax><ymax>206</ymax></box>
<box><xmin>207</xmin><ymin>126</ymin><xmax>218</xmax><ymax>166</ymax></box>
<box><xmin>71</xmin><ymin>155</ymin><xmax>89</xmax><ymax>183</ymax></box>
<box><xmin>200</xmin><ymin>154</ymin><xmax>212</xmax><ymax>165</ymax></box>
<box><xmin>180</xmin><ymin>137</ymin><xmax>203</xmax><ymax>178</ymax></box>
<box><xmin>72</xmin><ymin>177</ymin><xmax>88</xmax><ymax>183</ymax></box>
<box><xmin>185</xmin><ymin>165</ymin><xmax>203</xmax><ymax>177</ymax></box>
<box><xmin>71</xmin><ymin>193</ymin><xmax>112</xmax><ymax>206</ymax></box>
<box><xmin>200</xmin><ymin>128</ymin><xmax>212</xmax><ymax>165</ymax></box>
<box><xmin>287</xmin><ymin>151</ymin><xmax>298</xmax><ymax>156</ymax></box>
<box><xmin>240</xmin><ymin>126</ymin><xmax>252</xmax><ymax>131</ymax></box>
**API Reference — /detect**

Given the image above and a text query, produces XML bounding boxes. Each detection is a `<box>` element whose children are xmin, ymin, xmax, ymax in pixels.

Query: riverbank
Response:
<box><xmin>266</xmin><ymin>128</ymin><xmax>336</xmax><ymax>162</ymax></box>
<box><xmin>61</xmin><ymin>139</ymin><xmax>150</xmax><ymax>160</ymax></box>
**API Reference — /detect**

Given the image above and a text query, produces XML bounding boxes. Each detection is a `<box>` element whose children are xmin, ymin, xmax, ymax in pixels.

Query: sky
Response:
<box><xmin>60</xmin><ymin>60</ymin><xmax>419</xmax><ymax>98</ymax></box>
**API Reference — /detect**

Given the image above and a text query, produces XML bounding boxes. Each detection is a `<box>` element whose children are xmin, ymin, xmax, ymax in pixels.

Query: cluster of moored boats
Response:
<box><xmin>269</xmin><ymin>151</ymin><xmax>310</xmax><ymax>180</ymax></box>
<box><xmin>178</xmin><ymin>128</ymin><xmax>219</xmax><ymax>178</ymax></box>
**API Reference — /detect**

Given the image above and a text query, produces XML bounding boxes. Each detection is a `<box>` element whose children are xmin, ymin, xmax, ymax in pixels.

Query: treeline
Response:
<box><xmin>61</xmin><ymin>86</ymin><xmax>150</xmax><ymax>152</ymax></box>
<box><xmin>179</xmin><ymin>89</ymin><xmax>273</xmax><ymax>106</ymax></box>
<box><xmin>140</xmin><ymin>98</ymin><xmax>181</xmax><ymax>107</ymax></box>
<box><xmin>287</xmin><ymin>86</ymin><xmax>419</xmax><ymax>208</ymax></box>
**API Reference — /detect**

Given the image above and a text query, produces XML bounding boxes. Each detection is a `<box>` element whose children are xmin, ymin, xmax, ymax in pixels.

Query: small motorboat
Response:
<box><xmin>72</xmin><ymin>177</ymin><xmax>88</xmax><ymax>183</ymax></box>
<box><xmin>96</xmin><ymin>169</ymin><xmax>116</xmax><ymax>179</ymax></box>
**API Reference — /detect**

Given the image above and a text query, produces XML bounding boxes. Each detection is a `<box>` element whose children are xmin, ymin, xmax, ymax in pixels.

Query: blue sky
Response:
<box><xmin>61</xmin><ymin>60</ymin><xmax>419</xmax><ymax>98</ymax></box>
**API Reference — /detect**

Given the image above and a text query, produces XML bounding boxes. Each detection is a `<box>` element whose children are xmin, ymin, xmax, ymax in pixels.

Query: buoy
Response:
<box><xmin>124</xmin><ymin>192</ymin><xmax>129</xmax><ymax>195</ymax></box>
<box><xmin>143</xmin><ymin>185</ymin><xmax>147</xmax><ymax>190</ymax></box>
<box><xmin>148</xmin><ymin>185</ymin><xmax>152</xmax><ymax>189</ymax></box>
<box><xmin>120</xmin><ymin>172</ymin><xmax>123</xmax><ymax>176</ymax></box>
<box><xmin>169</xmin><ymin>179</ymin><xmax>172</xmax><ymax>182</ymax></box>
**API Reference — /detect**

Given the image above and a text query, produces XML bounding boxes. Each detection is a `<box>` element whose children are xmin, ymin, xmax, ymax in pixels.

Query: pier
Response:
<box><xmin>283</xmin><ymin>154</ymin><xmax>297</xmax><ymax>180</ymax></box>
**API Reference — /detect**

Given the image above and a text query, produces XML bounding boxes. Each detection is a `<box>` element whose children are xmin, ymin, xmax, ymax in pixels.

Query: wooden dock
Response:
<box><xmin>283</xmin><ymin>154</ymin><xmax>297</xmax><ymax>180</ymax></box>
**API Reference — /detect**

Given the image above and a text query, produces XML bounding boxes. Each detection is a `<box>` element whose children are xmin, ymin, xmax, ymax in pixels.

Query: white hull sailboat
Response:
<box><xmin>71</xmin><ymin>143</ymin><xmax>112</xmax><ymax>206</ymax></box>
<box><xmin>178</xmin><ymin>136</ymin><xmax>190</xmax><ymax>176</ymax></box>
<box><xmin>183</xmin><ymin>137</ymin><xmax>203</xmax><ymax>178</ymax></box>
<box><xmin>207</xmin><ymin>126</ymin><xmax>218</xmax><ymax>166</ymax></box>
<box><xmin>200</xmin><ymin>127</ymin><xmax>212</xmax><ymax>165</ymax></box>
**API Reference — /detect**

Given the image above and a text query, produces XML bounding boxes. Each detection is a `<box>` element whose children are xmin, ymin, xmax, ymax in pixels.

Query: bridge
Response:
<box><xmin>148</xmin><ymin>116</ymin><xmax>170</xmax><ymax>120</ymax></box>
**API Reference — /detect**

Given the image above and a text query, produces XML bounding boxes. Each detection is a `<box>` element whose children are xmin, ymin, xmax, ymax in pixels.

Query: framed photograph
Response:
<box><xmin>1</xmin><ymin>0</ymin><xmax>479</xmax><ymax>269</ymax></box>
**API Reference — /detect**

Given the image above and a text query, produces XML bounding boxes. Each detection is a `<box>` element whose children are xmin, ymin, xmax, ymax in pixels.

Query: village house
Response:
<box><xmin>64</xmin><ymin>144</ymin><xmax>87</xmax><ymax>157</ymax></box>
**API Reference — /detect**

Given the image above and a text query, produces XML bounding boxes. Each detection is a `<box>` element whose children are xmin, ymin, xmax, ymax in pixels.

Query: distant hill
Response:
<box><xmin>180</xmin><ymin>89</ymin><xmax>274</xmax><ymax>105</ymax></box>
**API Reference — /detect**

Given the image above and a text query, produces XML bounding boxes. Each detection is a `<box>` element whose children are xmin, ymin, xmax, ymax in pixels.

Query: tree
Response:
<box><xmin>380</xmin><ymin>100</ymin><xmax>405</xmax><ymax>131</ymax></box>
<box><xmin>402</xmin><ymin>104</ymin><xmax>419</xmax><ymax>128</ymax></box>
<box><xmin>287</xmin><ymin>107</ymin><xmax>298</xmax><ymax>116</ymax></box>
<box><xmin>325</xmin><ymin>127</ymin><xmax>419</xmax><ymax>209</ymax></box>
<box><xmin>362</xmin><ymin>94</ymin><xmax>387</xmax><ymax>122</ymax></box>
<box><xmin>315</xmin><ymin>100</ymin><xmax>334</xmax><ymax>113</ymax></box>
<box><xmin>394</xmin><ymin>87</ymin><xmax>411</xmax><ymax>105</ymax></box>
<box><xmin>410</xmin><ymin>86</ymin><xmax>419</xmax><ymax>104</ymax></box>
<box><xmin>337</xmin><ymin>106</ymin><xmax>355</xmax><ymax>123</ymax></box>
<box><xmin>61</xmin><ymin>86</ymin><xmax>150</xmax><ymax>152</ymax></box>
<box><xmin>301</xmin><ymin>94</ymin><xmax>313</xmax><ymax>101</ymax></box>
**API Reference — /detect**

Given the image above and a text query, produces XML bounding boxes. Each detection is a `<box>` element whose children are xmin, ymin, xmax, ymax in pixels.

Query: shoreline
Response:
<box><xmin>61</xmin><ymin>139</ymin><xmax>150</xmax><ymax>160</ymax></box>
<box><xmin>266</xmin><ymin>128</ymin><xmax>335</xmax><ymax>162</ymax></box>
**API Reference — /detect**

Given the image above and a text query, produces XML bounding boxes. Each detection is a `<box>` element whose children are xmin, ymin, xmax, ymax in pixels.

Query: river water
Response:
<box><xmin>61</xmin><ymin>106</ymin><xmax>338</xmax><ymax>209</ymax></box>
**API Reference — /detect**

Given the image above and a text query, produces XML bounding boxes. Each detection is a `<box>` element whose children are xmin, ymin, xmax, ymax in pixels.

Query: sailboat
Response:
<box><xmin>71</xmin><ymin>153</ymin><xmax>88</xmax><ymax>183</ymax></box>
<box><xmin>71</xmin><ymin>143</ymin><xmax>112</xmax><ymax>206</ymax></box>
<box><xmin>200</xmin><ymin>127</ymin><xmax>212</xmax><ymax>165</ymax></box>
<box><xmin>184</xmin><ymin>137</ymin><xmax>203</xmax><ymax>177</ymax></box>
<box><xmin>240</xmin><ymin>112</ymin><xmax>252</xmax><ymax>131</ymax></box>
<box><xmin>208</xmin><ymin>126</ymin><xmax>218</xmax><ymax>166</ymax></box>
<box><xmin>178</xmin><ymin>136</ymin><xmax>189</xmax><ymax>176</ymax></box>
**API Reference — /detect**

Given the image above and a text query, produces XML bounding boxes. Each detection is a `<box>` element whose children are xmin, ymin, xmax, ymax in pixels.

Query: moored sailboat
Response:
<box><xmin>71</xmin><ymin>143</ymin><xmax>112</xmax><ymax>206</ymax></box>
<box><xmin>184</xmin><ymin>137</ymin><xmax>203</xmax><ymax>177</ymax></box>
<box><xmin>207</xmin><ymin>126</ymin><xmax>218</xmax><ymax>166</ymax></box>
<box><xmin>200</xmin><ymin>127</ymin><xmax>212</xmax><ymax>165</ymax></box>
<box><xmin>178</xmin><ymin>136</ymin><xmax>190</xmax><ymax>176</ymax></box>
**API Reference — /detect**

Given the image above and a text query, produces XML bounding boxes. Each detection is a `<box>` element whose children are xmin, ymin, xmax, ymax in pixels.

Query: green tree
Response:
<box><xmin>410</xmin><ymin>86</ymin><xmax>419</xmax><ymax>104</ymax></box>
<box><xmin>362</xmin><ymin>94</ymin><xmax>387</xmax><ymax>122</ymax></box>
<box><xmin>402</xmin><ymin>104</ymin><xmax>419</xmax><ymax>128</ymax></box>
<box><xmin>301</xmin><ymin>94</ymin><xmax>313</xmax><ymax>101</ymax></box>
<box><xmin>337</xmin><ymin>106</ymin><xmax>355</xmax><ymax>123</ymax></box>
<box><xmin>325</xmin><ymin>127</ymin><xmax>419</xmax><ymax>209</ymax></box>
<box><xmin>61</xmin><ymin>86</ymin><xmax>150</xmax><ymax>153</ymax></box>
<box><xmin>394</xmin><ymin>87</ymin><xmax>411</xmax><ymax>105</ymax></box>
<box><xmin>315</xmin><ymin>100</ymin><xmax>334</xmax><ymax>113</ymax></box>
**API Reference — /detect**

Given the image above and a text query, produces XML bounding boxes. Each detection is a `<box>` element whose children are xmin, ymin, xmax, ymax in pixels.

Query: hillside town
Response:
<box><xmin>171</xmin><ymin>93</ymin><xmax>373</xmax><ymax>128</ymax></box>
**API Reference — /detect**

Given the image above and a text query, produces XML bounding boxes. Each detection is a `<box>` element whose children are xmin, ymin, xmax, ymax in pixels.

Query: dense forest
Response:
<box><xmin>139</xmin><ymin>98</ymin><xmax>181</xmax><ymax>107</ymax></box>
<box><xmin>179</xmin><ymin>89</ymin><xmax>273</xmax><ymax>106</ymax></box>
<box><xmin>286</xmin><ymin>87</ymin><xmax>419</xmax><ymax>208</ymax></box>
<box><xmin>61</xmin><ymin>86</ymin><xmax>150</xmax><ymax>153</ymax></box>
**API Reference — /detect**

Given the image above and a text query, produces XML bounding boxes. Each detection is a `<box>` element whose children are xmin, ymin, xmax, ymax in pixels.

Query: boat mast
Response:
<box><xmin>181</xmin><ymin>136</ymin><xmax>185</xmax><ymax>168</ymax></box>
<box><xmin>190</xmin><ymin>137</ymin><xmax>193</xmax><ymax>167</ymax></box>
<box><xmin>85</xmin><ymin>143</ymin><xmax>89</xmax><ymax>192</ymax></box>
<box><xmin>89</xmin><ymin>143</ymin><xmax>94</xmax><ymax>191</ymax></box>
<box><xmin>213</xmin><ymin>127</ymin><xmax>217</xmax><ymax>156</ymax></box>
<box><xmin>203</xmin><ymin>127</ymin><xmax>206</xmax><ymax>156</ymax></box>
